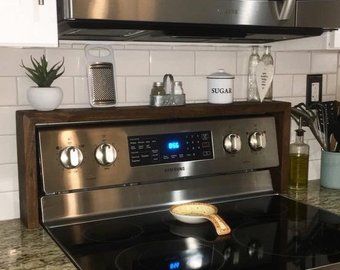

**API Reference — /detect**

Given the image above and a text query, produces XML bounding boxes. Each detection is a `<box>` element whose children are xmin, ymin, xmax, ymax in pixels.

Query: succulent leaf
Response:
<box><xmin>21</xmin><ymin>55</ymin><xmax>65</xmax><ymax>87</ymax></box>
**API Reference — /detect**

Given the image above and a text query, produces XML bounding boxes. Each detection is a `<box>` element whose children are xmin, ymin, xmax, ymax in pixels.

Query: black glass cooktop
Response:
<box><xmin>46</xmin><ymin>195</ymin><xmax>340</xmax><ymax>270</ymax></box>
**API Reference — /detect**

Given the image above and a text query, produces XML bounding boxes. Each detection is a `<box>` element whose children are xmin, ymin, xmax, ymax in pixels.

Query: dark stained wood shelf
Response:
<box><xmin>16</xmin><ymin>101</ymin><xmax>291</xmax><ymax>228</ymax></box>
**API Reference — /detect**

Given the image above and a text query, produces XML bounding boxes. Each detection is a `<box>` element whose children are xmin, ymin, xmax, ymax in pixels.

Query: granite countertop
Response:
<box><xmin>0</xmin><ymin>219</ymin><xmax>75</xmax><ymax>270</ymax></box>
<box><xmin>1</xmin><ymin>180</ymin><xmax>340</xmax><ymax>270</ymax></box>
<box><xmin>284</xmin><ymin>180</ymin><xmax>340</xmax><ymax>215</ymax></box>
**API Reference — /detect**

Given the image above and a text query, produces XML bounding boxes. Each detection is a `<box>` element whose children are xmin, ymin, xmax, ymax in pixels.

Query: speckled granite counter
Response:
<box><xmin>0</xmin><ymin>219</ymin><xmax>75</xmax><ymax>270</ymax></box>
<box><xmin>284</xmin><ymin>179</ymin><xmax>340</xmax><ymax>215</ymax></box>
<box><xmin>1</xmin><ymin>180</ymin><xmax>339</xmax><ymax>270</ymax></box>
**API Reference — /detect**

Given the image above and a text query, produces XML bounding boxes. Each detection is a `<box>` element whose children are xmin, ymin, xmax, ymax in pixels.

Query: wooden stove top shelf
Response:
<box><xmin>16</xmin><ymin>102</ymin><xmax>291</xmax><ymax>228</ymax></box>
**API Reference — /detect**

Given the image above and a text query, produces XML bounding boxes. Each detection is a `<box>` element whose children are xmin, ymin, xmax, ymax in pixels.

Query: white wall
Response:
<box><xmin>0</xmin><ymin>40</ymin><xmax>338</xmax><ymax>221</ymax></box>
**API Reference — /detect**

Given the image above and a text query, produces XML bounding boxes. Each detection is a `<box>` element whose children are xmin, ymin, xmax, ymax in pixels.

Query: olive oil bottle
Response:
<box><xmin>289</xmin><ymin>120</ymin><xmax>309</xmax><ymax>190</ymax></box>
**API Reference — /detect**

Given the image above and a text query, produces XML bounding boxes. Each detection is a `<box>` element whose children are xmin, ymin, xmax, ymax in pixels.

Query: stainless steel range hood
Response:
<box><xmin>57</xmin><ymin>0</ymin><xmax>324</xmax><ymax>43</ymax></box>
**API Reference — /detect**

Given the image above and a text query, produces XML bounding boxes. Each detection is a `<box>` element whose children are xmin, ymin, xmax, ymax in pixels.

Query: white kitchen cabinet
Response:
<box><xmin>326</xmin><ymin>29</ymin><xmax>340</xmax><ymax>49</ymax></box>
<box><xmin>0</xmin><ymin>0</ymin><xmax>58</xmax><ymax>47</ymax></box>
<box><xmin>270</xmin><ymin>30</ymin><xmax>340</xmax><ymax>51</ymax></box>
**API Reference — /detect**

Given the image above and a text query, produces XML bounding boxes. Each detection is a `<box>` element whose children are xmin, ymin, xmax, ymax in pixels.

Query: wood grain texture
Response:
<box><xmin>16</xmin><ymin>101</ymin><xmax>291</xmax><ymax>228</ymax></box>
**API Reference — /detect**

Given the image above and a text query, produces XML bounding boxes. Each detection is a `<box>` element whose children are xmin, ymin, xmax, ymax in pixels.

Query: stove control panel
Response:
<box><xmin>38</xmin><ymin>117</ymin><xmax>279</xmax><ymax>194</ymax></box>
<box><xmin>128</xmin><ymin>131</ymin><xmax>213</xmax><ymax>167</ymax></box>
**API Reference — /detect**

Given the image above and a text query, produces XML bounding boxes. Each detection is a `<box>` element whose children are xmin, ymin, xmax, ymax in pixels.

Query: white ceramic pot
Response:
<box><xmin>207</xmin><ymin>69</ymin><xmax>234</xmax><ymax>104</ymax></box>
<box><xmin>27</xmin><ymin>86</ymin><xmax>63</xmax><ymax>111</ymax></box>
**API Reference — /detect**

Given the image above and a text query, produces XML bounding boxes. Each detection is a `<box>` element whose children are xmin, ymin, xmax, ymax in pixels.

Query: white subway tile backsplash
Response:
<box><xmin>150</xmin><ymin>51</ymin><xmax>194</xmax><ymax>76</ymax></box>
<box><xmin>126</xmin><ymin>76</ymin><xmax>162</xmax><ymax>102</ymax></box>
<box><xmin>292</xmin><ymin>75</ymin><xmax>307</xmax><ymax>97</ymax></box>
<box><xmin>323</xmin><ymin>74</ymin><xmax>328</xmax><ymax>98</ymax></box>
<box><xmin>275</xmin><ymin>52</ymin><xmax>310</xmax><ymax>74</ymax></box>
<box><xmin>46</xmin><ymin>49</ymin><xmax>86</xmax><ymax>76</ymax></box>
<box><xmin>195</xmin><ymin>51</ymin><xmax>236</xmax><ymax>76</ymax></box>
<box><xmin>17</xmin><ymin>77</ymin><xmax>34</xmax><ymax>106</ymax></box>
<box><xmin>0</xmin><ymin>191</ymin><xmax>19</xmax><ymax>220</ymax></box>
<box><xmin>0</xmin><ymin>164</ymin><xmax>18</xmax><ymax>192</ymax></box>
<box><xmin>236</xmin><ymin>51</ymin><xmax>251</xmax><ymax>75</ymax></box>
<box><xmin>0</xmin><ymin>48</ymin><xmax>44</xmax><ymax>76</ymax></box>
<box><xmin>115</xmin><ymin>50</ymin><xmax>150</xmax><ymax>76</ymax></box>
<box><xmin>125</xmin><ymin>44</ymin><xmax>171</xmax><ymax>50</ymax></box>
<box><xmin>116</xmin><ymin>77</ymin><xmax>126</xmax><ymax>103</ymax></box>
<box><xmin>0</xmin><ymin>77</ymin><xmax>17</xmax><ymax>105</ymax></box>
<box><xmin>172</xmin><ymin>45</ymin><xmax>215</xmax><ymax>51</ymax></box>
<box><xmin>74</xmin><ymin>77</ymin><xmax>89</xmax><ymax>104</ymax></box>
<box><xmin>311</xmin><ymin>52</ymin><xmax>338</xmax><ymax>74</ymax></box>
<box><xmin>327</xmin><ymin>74</ymin><xmax>337</xmax><ymax>95</ymax></box>
<box><xmin>176</xmin><ymin>76</ymin><xmax>207</xmax><ymax>101</ymax></box>
<box><xmin>275</xmin><ymin>96</ymin><xmax>304</xmax><ymax>106</ymax></box>
<box><xmin>273</xmin><ymin>75</ymin><xmax>293</xmax><ymax>97</ymax></box>
<box><xmin>322</xmin><ymin>95</ymin><xmax>337</xmax><ymax>102</ymax></box>
<box><xmin>0</xmin><ymin>42</ymin><xmax>338</xmax><ymax>221</ymax></box>
<box><xmin>215</xmin><ymin>46</ymin><xmax>249</xmax><ymax>51</ymax></box>
<box><xmin>58</xmin><ymin>43</ymin><xmax>73</xmax><ymax>49</ymax></box>
<box><xmin>308</xmin><ymin>139</ymin><xmax>322</xmax><ymax>161</ymax></box>
<box><xmin>308</xmin><ymin>159</ymin><xmax>321</xmax><ymax>180</ymax></box>
<box><xmin>234</xmin><ymin>76</ymin><xmax>247</xmax><ymax>99</ymax></box>
<box><xmin>0</xmin><ymin>135</ymin><xmax>17</xmax><ymax>164</ymax></box>
<box><xmin>53</xmin><ymin>77</ymin><xmax>75</xmax><ymax>104</ymax></box>
<box><xmin>0</xmin><ymin>107</ymin><xmax>17</xmax><ymax>135</ymax></box>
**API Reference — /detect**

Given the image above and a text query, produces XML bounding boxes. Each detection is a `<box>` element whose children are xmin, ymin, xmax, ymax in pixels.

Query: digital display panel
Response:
<box><xmin>128</xmin><ymin>131</ymin><xmax>213</xmax><ymax>166</ymax></box>
<box><xmin>167</xmin><ymin>141</ymin><xmax>180</xmax><ymax>150</ymax></box>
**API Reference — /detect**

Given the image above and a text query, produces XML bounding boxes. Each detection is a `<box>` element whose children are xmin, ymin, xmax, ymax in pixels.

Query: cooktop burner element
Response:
<box><xmin>47</xmin><ymin>196</ymin><xmax>340</xmax><ymax>270</ymax></box>
<box><xmin>83</xmin><ymin>221</ymin><xmax>143</xmax><ymax>243</ymax></box>
<box><xmin>234</xmin><ymin>195</ymin><xmax>289</xmax><ymax>218</ymax></box>
<box><xmin>114</xmin><ymin>239</ymin><xmax>225</xmax><ymax>270</ymax></box>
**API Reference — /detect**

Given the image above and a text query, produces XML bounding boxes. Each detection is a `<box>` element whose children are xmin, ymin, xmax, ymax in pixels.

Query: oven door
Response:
<box><xmin>296</xmin><ymin>0</ymin><xmax>340</xmax><ymax>29</ymax></box>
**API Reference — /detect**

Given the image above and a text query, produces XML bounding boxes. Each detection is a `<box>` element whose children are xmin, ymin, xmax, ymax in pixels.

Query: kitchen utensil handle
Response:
<box><xmin>274</xmin><ymin>0</ymin><xmax>296</xmax><ymax>21</ymax></box>
<box><xmin>38</xmin><ymin>0</ymin><xmax>44</xmax><ymax>5</ymax></box>
<box><xmin>207</xmin><ymin>214</ymin><xmax>231</xmax><ymax>236</ymax></box>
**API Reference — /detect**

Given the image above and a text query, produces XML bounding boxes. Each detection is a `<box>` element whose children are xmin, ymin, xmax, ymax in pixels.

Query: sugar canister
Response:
<box><xmin>207</xmin><ymin>69</ymin><xmax>234</xmax><ymax>104</ymax></box>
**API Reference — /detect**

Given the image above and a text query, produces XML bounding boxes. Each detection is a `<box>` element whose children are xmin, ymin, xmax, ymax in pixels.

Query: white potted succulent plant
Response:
<box><xmin>21</xmin><ymin>55</ymin><xmax>65</xmax><ymax>111</ymax></box>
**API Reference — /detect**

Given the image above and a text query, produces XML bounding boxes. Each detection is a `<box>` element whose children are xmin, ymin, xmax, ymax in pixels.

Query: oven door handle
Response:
<box><xmin>274</xmin><ymin>0</ymin><xmax>296</xmax><ymax>21</ymax></box>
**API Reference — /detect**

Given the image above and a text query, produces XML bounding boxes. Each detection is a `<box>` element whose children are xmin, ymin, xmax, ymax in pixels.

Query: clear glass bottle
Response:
<box><xmin>289</xmin><ymin>120</ymin><xmax>309</xmax><ymax>190</ymax></box>
<box><xmin>261</xmin><ymin>46</ymin><xmax>274</xmax><ymax>101</ymax></box>
<box><xmin>247</xmin><ymin>46</ymin><xmax>260</xmax><ymax>102</ymax></box>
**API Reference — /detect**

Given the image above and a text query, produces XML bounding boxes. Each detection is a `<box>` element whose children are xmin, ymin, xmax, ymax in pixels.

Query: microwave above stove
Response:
<box><xmin>57</xmin><ymin>0</ymin><xmax>325</xmax><ymax>43</ymax></box>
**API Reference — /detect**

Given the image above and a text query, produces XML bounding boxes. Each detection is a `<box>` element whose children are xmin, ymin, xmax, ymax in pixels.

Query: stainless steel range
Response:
<box><xmin>36</xmin><ymin>115</ymin><xmax>340</xmax><ymax>270</ymax></box>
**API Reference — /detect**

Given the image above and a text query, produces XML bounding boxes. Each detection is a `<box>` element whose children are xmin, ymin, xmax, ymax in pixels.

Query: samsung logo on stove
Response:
<box><xmin>217</xmin><ymin>8</ymin><xmax>238</xmax><ymax>16</ymax></box>
<box><xmin>164</xmin><ymin>167</ymin><xmax>185</xmax><ymax>173</ymax></box>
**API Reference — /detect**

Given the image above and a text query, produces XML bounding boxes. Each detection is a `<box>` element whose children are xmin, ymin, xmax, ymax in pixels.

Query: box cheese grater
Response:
<box><xmin>88</xmin><ymin>62</ymin><xmax>116</xmax><ymax>107</ymax></box>
<box><xmin>85</xmin><ymin>45</ymin><xmax>116</xmax><ymax>108</ymax></box>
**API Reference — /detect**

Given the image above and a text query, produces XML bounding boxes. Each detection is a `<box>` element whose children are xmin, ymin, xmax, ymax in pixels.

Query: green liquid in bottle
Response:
<box><xmin>289</xmin><ymin>153</ymin><xmax>309</xmax><ymax>190</ymax></box>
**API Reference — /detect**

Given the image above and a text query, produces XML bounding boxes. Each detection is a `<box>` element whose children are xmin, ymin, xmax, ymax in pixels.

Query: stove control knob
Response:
<box><xmin>60</xmin><ymin>146</ymin><xmax>83</xmax><ymax>169</ymax></box>
<box><xmin>249</xmin><ymin>131</ymin><xmax>267</xmax><ymax>151</ymax></box>
<box><xmin>95</xmin><ymin>143</ymin><xmax>117</xmax><ymax>166</ymax></box>
<box><xmin>224</xmin><ymin>134</ymin><xmax>241</xmax><ymax>153</ymax></box>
